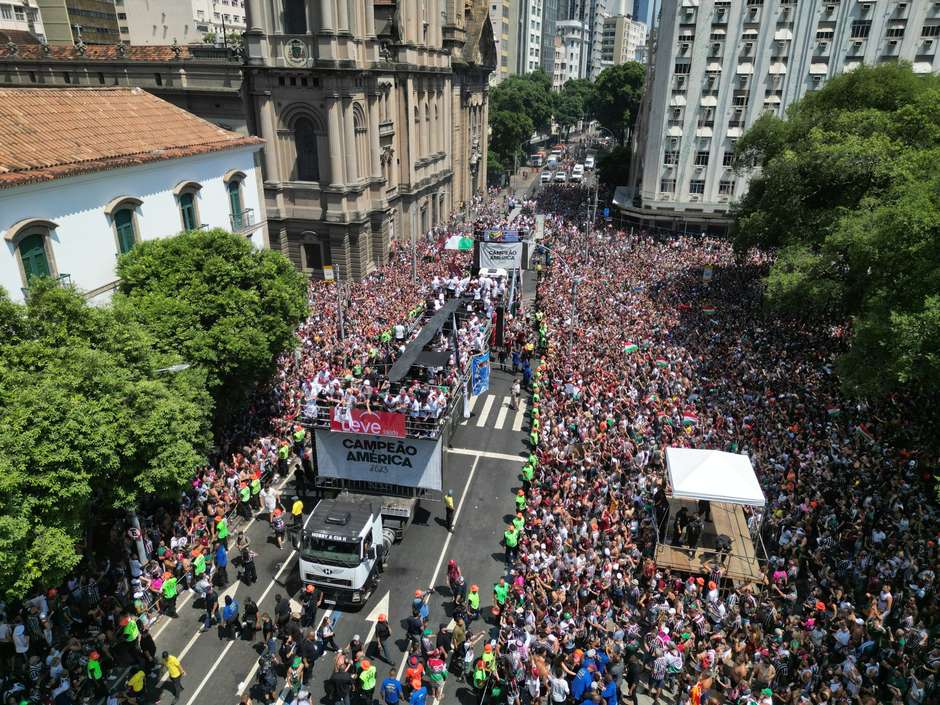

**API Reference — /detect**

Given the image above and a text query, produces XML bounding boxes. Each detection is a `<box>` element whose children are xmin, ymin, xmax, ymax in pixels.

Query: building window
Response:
<box><xmin>154</xmin><ymin>73</ymin><xmax>163</xmax><ymax>86</ymax></box>
<box><xmin>719</xmin><ymin>180</ymin><xmax>736</xmax><ymax>195</ymax></box>
<box><xmin>303</xmin><ymin>242</ymin><xmax>323</xmax><ymax>270</ymax></box>
<box><xmin>694</xmin><ymin>151</ymin><xmax>709</xmax><ymax>166</ymax></box>
<box><xmin>923</xmin><ymin>24</ymin><xmax>940</xmax><ymax>38</ymax></box>
<box><xmin>674</xmin><ymin>62</ymin><xmax>691</xmax><ymax>74</ymax></box>
<box><xmin>228</xmin><ymin>180</ymin><xmax>244</xmax><ymax>229</ymax></box>
<box><xmin>179</xmin><ymin>192</ymin><xmax>199</xmax><ymax>230</ymax></box>
<box><xmin>284</xmin><ymin>0</ymin><xmax>307</xmax><ymax>33</ymax></box>
<box><xmin>18</xmin><ymin>232</ymin><xmax>52</xmax><ymax>283</ymax></box>
<box><xmin>886</xmin><ymin>24</ymin><xmax>906</xmax><ymax>39</ymax></box>
<box><xmin>851</xmin><ymin>21</ymin><xmax>871</xmax><ymax>39</ymax></box>
<box><xmin>0</xmin><ymin>6</ymin><xmax>12</xmax><ymax>20</ymax></box>
<box><xmin>689</xmin><ymin>180</ymin><xmax>705</xmax><ymax>194</ymax></box>
<box><xmin>63</xmin><ymin>72</ymin><xmax>71</xmax><ymax>84</ymax></box>
<box><xmin>722</xmin><ymin>151</ymin><xmax>735</xmax><ymax>166</ymax></box>
<box><xmin>114</xmin><ymin>208</ymin><xmax>137</xmax><ymax>254</ymax></box>
<box><xmin>659</xmin><ymin>179</ymin><xmax>676</xmax><ymax>193</ymax></box>
<box><xmin>294</xmin><ymin>117</ymin><xmax>320</xmax><ymax>182</ymax></box>
<box><xmin>663</xmin><ymin>150</ymin><xmax>679</xmax><ymax>165</ymax></box>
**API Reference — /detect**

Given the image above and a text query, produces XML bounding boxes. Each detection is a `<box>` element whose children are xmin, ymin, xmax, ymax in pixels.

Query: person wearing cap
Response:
<box><xmin>278</xmin><ymin>440</ymin><xmax>291</xmax><ymax>476</ymax></box>
<box><xmin>443</xmin><ymin>489</ymin><xmax>455</xmax><ymax>532</ymax></box>
<box><xmin>238</xmin><ymin>480</ymin><xmax>252</xmax><ymax>519</ymax></box>
<box><xmin>301</xmin><ymin>583</ymin><xmax>323</xmax><ymax>628</ymax></box>
<box><xmin>250</xmin><ymin>471</ymin><xmax>263</xmax><ymax>510</ymax></box>
<box><xmin>375</xmin><ymin>613</ymin><xmax>392</xmax><ymax>663</ymax></box>
<box><xmin>408</xmin><ymin>679</ymin><xmax>428</xmax><ymax>705</ymax></box>
<box><xmin>467</xmin><ymin>584</ymin><xmax>480</xmax><ymax>622</ymax></box>
<box><xmin>359</xmin><ymin>659</ymin><xmax>378</xmax><ymax>704</ymax></box>
<box><xmin>162</xmin><ymin>651</ymin><xmax>186</xmax><ymax>704</ymax></box>
<box><xmin>215</xmin><ymin>513</ymin><xmax>229</xmax><ymax>548</ymax></box>
<box><xmin>87</xmin><ymin>650</ymin><xmax>106</xmax><ymax>697</ymax></box>
<box><xmin>161</xmin><ymin>572</ymin><xmax>179</xmax><ymax>617</ymax></box>
<box><xmin>381</xmin><ymin>669</ymin><xmax>403</xmax><ymax>705</ymax></box>
<box><xmin>404</xmin><ymin>656</ymin><xmax>424</xmax><ymax>688</ymax></box>
<box><xmin>287</xmin><ymin>655</ymin><xmax>304</xmax><ymax>701</ymax></box>
<box><xmin>503</xmin><ymin>523</ymin><xmax>520</xmax><ymax>565</ymax></box>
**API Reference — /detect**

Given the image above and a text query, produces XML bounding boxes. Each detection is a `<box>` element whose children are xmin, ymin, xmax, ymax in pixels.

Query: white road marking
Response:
<box><xmin>475</xmin><ymin>395</ymin><xmax>495</xmax><ymax>427</ymax></box>
<box><xmin>446</xmin><ymin>447</ymin><xmax>526</xmax><ymax>463</ymax></box>
<box><xmin>396</xmin><ymin>455</ymin><xmax>481</xmax><ymax>680</ymax></box>
<box><xmin>493</xmin><ymin>396</ymin><xmax>510</xmax><ymax>430</ymax></box>
<box><xmin>362</xmin><ymin>590</ymin><xmax>391</xmax><ymax>653</ymax></box>
<box><xmin>460</xmin><ymin>394</ymin><xmax>479</xmax><ymax>424</ymax></box>
<box><xmin>512</xmin><ymin>399</ymin><xmax>528</xmax><ymax>432</ymax></box>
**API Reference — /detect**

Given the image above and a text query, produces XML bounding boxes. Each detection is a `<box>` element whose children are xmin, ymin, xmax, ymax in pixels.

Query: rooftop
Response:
<box><xmin>0</xmin><ymin>87</ymin><xmax>262</xmax><ymax>190</ymax></box>
<box><xmin>0</xmin><ymin>44</ymin><xmax>234</xmax><ymax>63</ymax></box>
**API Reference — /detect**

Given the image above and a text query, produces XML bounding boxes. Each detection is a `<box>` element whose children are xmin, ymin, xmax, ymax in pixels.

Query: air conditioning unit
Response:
<box><xmin>677</xmin><ymin>75</ymin><xmax>686</xmax><ymax>85</ymax></box>
<box><xmin>744</xmin><ymin>42</ymin><xmax>754</xmax><ymax>54</ymax></box>
<box><xmin>819</xmin><ymin>41</ymin><xmax>829</xmax><ymax>49</ymax></box>
<box><xmin>712</xmin><ymin>43</ymin><xmax>721</xmax><ymax>54</ymax></box>
<box><xmin>681</xmin><ymin>43</ymin><xmax>690</xmax><ymax>53</ymax></box>
<box><xmin>825</xmin><ymin>5</ymin><xmax>834</xmax><ymax>15</ymax></box>
<box><xmin>671</xmin><ymin>138</ymin><xmax>680</xmax><ymax>148</ymax></box>
<box><xmin>926</xmin><ymin>39</ymin><xmax>935</xmax><ymax>47</ymax></box>
<box><xmin>718</xmin><ymin>196</ymin><xmax>729</xmax><ymax>203</ymax></box>
<box><xmin>812</xmin><ymin>75</ymin><xmax>822</xmax><ymax>83</ymax></box>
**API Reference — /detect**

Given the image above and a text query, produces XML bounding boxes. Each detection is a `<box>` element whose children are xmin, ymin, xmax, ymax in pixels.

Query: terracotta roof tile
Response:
<box><xmin>0</xmin><ymin>87</ymin><xmax>263</xmax><ymax>189</ymax></box>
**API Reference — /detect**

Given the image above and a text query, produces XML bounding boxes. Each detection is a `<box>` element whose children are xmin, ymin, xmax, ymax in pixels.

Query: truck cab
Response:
<box><xmin>293</xmin><ymin>493</ymin><xmax>414</xmax><ymax>605</ymax></box>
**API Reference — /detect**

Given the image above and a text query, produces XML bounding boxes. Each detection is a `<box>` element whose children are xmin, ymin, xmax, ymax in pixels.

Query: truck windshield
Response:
<box><xmin>301</xmin><ymin>535</ymin><xmax>361</xmax><ymax>567</ymax></box>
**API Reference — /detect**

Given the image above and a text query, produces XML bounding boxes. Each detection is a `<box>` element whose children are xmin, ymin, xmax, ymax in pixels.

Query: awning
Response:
<box><xmin>810</xmin><ymin>63</ymin><xmax>828</xmax><ymax>75</ymax></box>
<box><xmin>669</xmin><ymin>94</ymin><xmax>687</xmax><ymax>106</ymax></box>
<box><xmin>769</xmin><ymin>61</ymin><xmax>787</xmax><ymax>74</ymax></box>
<box><xmin>774</xmin><ymin>28</ymin><xmax>793</xmax><ymax>41</ymax></box>
<box><xmin>736</xmin><ymin>62</ymin><xmax>754</xmax><ymax>74</ymax></box>
<box><xmin>696</xmin><ymin>126</ymin><xmax>713</xmax><ymax>138</ymax></box>
<box><xmin>706</xmin><ymin>61</ymin><xmax>723</xmax><ymax>73</ymax></box>
<box><xmin>726</xmin><ymin>126</ymin><xmax>742</xmax><ymax>138</ymax></box>
<box><xmin>913</xmin><ymin>61</ymin><xmax>933</xmax><ymax>74</ymax></box>
<box><xmin>710</xmin><ymin>28</ymin><xmax>726</xmax><ymax>36</ymax></box>
<box><xmin>681</xmin><ymin>0</ymin><xmax>700</xmax><ymax>6</ymax></box>
<box><xmin>667</xmin><ymin>126</ymin><xmax>683</xmax><ymax>137</ymax></box>
<box><xmin>742</xmin><ymin>28</ymin><xmax>758</xmax><ymax>38</ymax></box>
<box><xmin>700</xmin><ymin>95</ymin><xmax>717</xmax><ymax>107</ymax></box>
<box><xmin>666</xmin><ymin>447</ymin><xmax>766</xmax><ymax>507</ymax></box>
<box><xmin>763</xmin><ymin>95</ymin><xmax>782</xmax><ymax>105</ymax></box>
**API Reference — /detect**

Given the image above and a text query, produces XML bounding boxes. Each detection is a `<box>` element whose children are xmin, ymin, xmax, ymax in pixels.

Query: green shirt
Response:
<box><xmin>239</xmin><ymin>486</ymin><xmax>250</xmax><ymax>502</ymax></box>
<box><xmin>217</xmin><ymin>518</ymin><xmax>229</xmax><ymax>540</ymax></box>
<box><xmin>278</xmin><ymin>445</ymin><xmax>290</xmax><ymax>459</ymax></box>
<box><xmin>512</xmin><ymin>516</ymin><xmax>525</xmax><ymax>532</ymax></box>
<box><xmin>293</xmin><ymin>428</ymin><xmax>306</xmax><ymax>443</ymax></box>
<box><xmin>360</xmin><ymin>666</ymin><xmax>377</xmax><ymax>691</ymax></box>
<box><xmin>473</xmin><ymin>667</ymin><xmax>487</xmax><ymax>689</ymax></box>
<box><xmin>87</xmin><ymin>659</ymin><xmax>102</xmax><ymax>680</ymax></box>
<box><xmin>123</xmin><ymin>619</ymin><xmax>140</xmax><ymax>642</ymax></box>
<box><xmin>250</xmin><ymin>478</ymin><xmax>261</xmax><ymax>495</ymax></box>
<box><xmin>522</xmin><ymin>464</ymin><xmax>534</xmax><ymax>482</ymax></box>
<box><xmin>162</xmin><ymin>577</ymin><xmax>178</xmax><ymax>599</ymax></box>
<box><xmin>194</xmin><ymin>554</ymin><xmax>206</xmax><ymax>576</ymax></box>
<box><xmin>493</xmin><ymin>583</ymin><xmax>509</xmax><ymax>605</ymax></box>
<box><xmin>468</xmin><ymin>591</ymin><xmax>480</xmax><ymax>609</ymax></box>
<box><xmin>504</xmin><ymin>528</ymin><xmax>519</xmax><ymax>548</ymax></box>
<box><xmin>514</xmin><ymin>495</ymin><xmax>526</xmax><ymax>511</ymax></box>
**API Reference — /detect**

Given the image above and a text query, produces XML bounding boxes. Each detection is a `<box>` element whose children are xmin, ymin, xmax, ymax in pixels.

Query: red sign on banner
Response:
<box><xmin>330</xmin><ymin>407</ymin><xmax>407</xmax><ymax>438</ymax></box>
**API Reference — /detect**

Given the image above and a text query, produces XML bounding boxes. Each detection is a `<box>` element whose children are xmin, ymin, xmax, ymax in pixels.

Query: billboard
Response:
<box><xmin>480</xmin><ymin>242</ymin><xmax>524</xmax><ymax>269</ymax></box>
<box><xmin>471</xmin><ymin>351</ymin><xmax>490</xmax><ymax>396</ymax></box>
<box><xmin>315</xmin><ymin>431</ymin><xmax>443</xmax><ymax>491</ymax></box>
<box><xmin>330</xmin><ymin>407</ymin><xmax>406</xmax><ymax>438</ymax></box>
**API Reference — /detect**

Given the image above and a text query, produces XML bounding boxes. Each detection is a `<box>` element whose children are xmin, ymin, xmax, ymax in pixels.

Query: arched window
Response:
<box><xmin>294</xmin><ymin>117</ymin><xmax>319</xmax><ymax>182</ymax></box>
<box><xmin>353</xmin><ymin>104</ymin><xmax>368</xmax><ymax>181</ymax></box>
<box><xmin>114</xmin><ymin>208</ymin><xmax>137</xmax><ymax>254</ymax></box>
<box><xmin>179</xmin><ymin>192</ymin><xmax>199</xmax><ymax>230</ymax></box>
<box><xmin>19</xmin><ymin>232</ymin><xmax>52</xmax><ymax>282</ymax></box>
<box><xmin>228</xmin><ymin>180</ymin><xmax>244</xmax><ymax>229</ymax></box>
<box><xmin>284</xmin><ymin>0</ymin><xmax>307</xmax><ymax>34</ymax></box>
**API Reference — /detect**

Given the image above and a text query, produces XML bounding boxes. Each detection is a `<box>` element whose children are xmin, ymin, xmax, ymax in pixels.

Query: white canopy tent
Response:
<box><xmin>665</xmin><ymin>447</ymin><xmax>766</xmax><ymax>507</ymax></box>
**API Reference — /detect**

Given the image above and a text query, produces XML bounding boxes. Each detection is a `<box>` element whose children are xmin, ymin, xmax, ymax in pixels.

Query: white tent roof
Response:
<box><xmin>666</xmin><ymin>447</ymin><xmax>765</xmax><ymax>507</ymax></box>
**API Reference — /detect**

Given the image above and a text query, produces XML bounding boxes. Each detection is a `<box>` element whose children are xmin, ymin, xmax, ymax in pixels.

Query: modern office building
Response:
<box><xmin>514</xmin><ymin>0</ymin><xmax>544</xmax><ymax>73</ymax></box>
<box><xmin>541</xmin><ymin>0</ymin><xmax>559</xmax><ymax>74</ymax></box>
<box><xmin>35</xmin><ymin>0</ymin><xmax>119</xmax><ymax>44</ymax></box>
<box><xmin>624</xmin><ymin>0</ymin><xmax>940</xmax><ymax>234</ymax></box>
<box><xmin>0</xmin><ymin>1</ymin><xmax>46</xmax><ymax>42</ymax></box>
<box><xmin>489</xmin><ymin>0</ymin><xmax>512</xmax><ymax>83</ymax></box>
<box><xmin>632</xmin><ymin>0</ymin><xmax>653</xmax><ymax>26</ymax></box>
<box><xmin>600</xmin><ymin>13</ymin><xmax>647</xmax><ymax>68</ymax></box>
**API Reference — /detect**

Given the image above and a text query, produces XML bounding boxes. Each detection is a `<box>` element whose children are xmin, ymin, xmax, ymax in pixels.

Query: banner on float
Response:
<box><xmin>483</xmin><ymin>229</ymin><xmax>521</xmax><ymax>243</ymax></box>
<box><xmin>315</xmin><ymin>430</ymin><xmax>443</xmax><ymax>490</ymax></box>
<box><xmin>471</xmin><ymin>351</ymin><xmax>490</xmax><ymax>396</ymax></box>
<box><xmin>534</xmin><ymin>215</ymin><xmax>545</xmax><ymax>241</ymax></box>
<box><xmin>480</xmin><ymin>242</ymin><xmax>524</xmax><ymax>269</ymax></box>
<box><xmin>330</xmin><ymin>406</ymin><xmax>406</xmax><ymax>438</ymax></box>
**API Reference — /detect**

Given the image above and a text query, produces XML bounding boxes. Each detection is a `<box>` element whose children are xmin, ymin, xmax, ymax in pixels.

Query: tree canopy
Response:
<box><xmin>488</xmin><ymin>71</ymin><xmax>555</xmax><ymax>171</ymax></box>
<box><xmin>587</xmin><ymin>62</ymin><xmax>646</xmax><ymax>143</ymax></box>
<box><xmin>731</xmin><ymin>62</ymin><xmax>940</xmax><ymax>399</ymax></box>
<box><xmin>115</xmin><ymin>229</ymin><xmax>308</xmax><ymax>426</ymax></box>
<box><xmin>0</xmin><ymin>280</ymin><xmax>211</xmax><ymax>600</ymax></box>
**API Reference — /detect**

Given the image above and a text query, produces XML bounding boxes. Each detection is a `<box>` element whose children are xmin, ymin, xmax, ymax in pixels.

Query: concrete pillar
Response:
<box><xmin>344</xmin><ymin>100</ymin><xmax>358</xmax><ymax>182</ymax></box>
<box><xmin>327</xmin><ymin>97</ymin><xmax>345</xmax><ymax>186</ymax></box>
<box><xmin>365</xmin><ymin>0</ymin><xmax>375</xmax><ymax>36</ymax></box>
<box><xmin>246</xmin><ymin>0</ymin><xmax>263</xmax><ymax>30</ymax></box>
<box><xmin>320</xmin><ymin>0</ymin><xmax>335</xmax><ymax>30</ymax></box>
<box><xmin>368</xmin><ymin>95</ymin><xmax>382</xmax><ymax>178</ymax></box>
<box><xmin>336</xmin><ymin>0</ymin><xmax>349</xmax><ymax>32</ymax></box>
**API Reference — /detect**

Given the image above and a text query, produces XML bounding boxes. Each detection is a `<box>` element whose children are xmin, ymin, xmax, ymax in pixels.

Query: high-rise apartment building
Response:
<box><xmin>0</xmin><ymin>1</ymin><xmax>46</xmax><ymax>42</ymax></box>
<box><xmin>627</xmin><ymin>0</ymin><xmax>940</xmax><ymax>233</ymax></box>
<box><xmin>600</xmin><ymin>13</ymin><xmax>647</xmax><ymax>68</ymax></box>
<box><xmin>561</xmin><ymin>0</ymin><xmax>607</xmax><ymax>78</ymax></box>
<box><xmin>114</xmin><ymin>1</ymin><xmax>246</xmax><ymax>46</ymax></box>
<box><xmin>555</xmin><ymin>18</ymin><xmax>587</xmax><ymax>85</ymax></box>
<box><xmin>541</xmin><ymin>0</ymin><xmax>559</xmax><ymax>75</ymax></box>
<box><xmin>514</xmin><ymin>0</ymin><xmax>544</xmax><ymax>73</ymax></box>
<box><xmin>489</xmin><ymin>0</ymin><xmax>512</xmax><ymax>83</ymax></box>
<box><xmin>35</xmin><ymin>0</ymin><xmax>119</xmax><ymax>44</ymax></box>
<box><xmin>632</xmin><ymin>0</ymin><xmax>653</xmax><ymax>26</ymax></box>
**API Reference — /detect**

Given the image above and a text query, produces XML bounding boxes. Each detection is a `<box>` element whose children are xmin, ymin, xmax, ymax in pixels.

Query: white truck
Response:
<box><xmin>292</xmin><ymin>492</ymin><xmax>416</xmax><ymax>605</ymax></box>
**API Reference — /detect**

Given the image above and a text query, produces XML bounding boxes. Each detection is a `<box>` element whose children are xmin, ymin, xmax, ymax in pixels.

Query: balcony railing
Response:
<box><xmin>230</xmin><ymin>208</ymin><xmax>255</xmax><ymax>233</ymax></box>
<box><xmin>21</xmin><ymin>273</ymin><xmax>71</xmax><ymax>300</ymax></box>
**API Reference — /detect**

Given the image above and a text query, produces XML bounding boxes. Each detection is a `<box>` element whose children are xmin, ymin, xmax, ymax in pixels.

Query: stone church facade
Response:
<box><xmin>243</xmin><ymin>0</ymin><xmax>495</xmax><ymax>278</ymax></box>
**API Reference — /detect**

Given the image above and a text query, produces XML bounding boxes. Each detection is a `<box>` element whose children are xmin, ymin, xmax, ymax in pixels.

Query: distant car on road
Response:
<box><xmin>554</xmin><ymin>171</ymin><xmax>567</xmax><ymax>183</ymax></box>
<box><xmin>540</xmin><ymin>170</ymin><xmax>553</xmax><ymax>183</ymax></box>
<box><xmin>584</xmin><ymin>155</ymin><xmax>596</xmax><ymax>170</ymax></box>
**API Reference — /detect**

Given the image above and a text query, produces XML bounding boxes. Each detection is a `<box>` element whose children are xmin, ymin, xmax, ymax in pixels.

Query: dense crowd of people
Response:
<box><xmin>464</xmin><ymin>184</ymin><xmax>938</xmax><ymax>705</ymax></box>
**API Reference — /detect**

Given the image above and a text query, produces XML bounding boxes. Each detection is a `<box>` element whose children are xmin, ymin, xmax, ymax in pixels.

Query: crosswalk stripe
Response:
<box><xmin>460</xmin><ymin>394</ymin><xmax>479</xmax><ymax>425</ymax></box>
<box><xmin>494</xmin><ymin>396</ymin><xmax>511</xmax><ymax>430</ymax></box>
<box><xmin>512</xmin><ymin>399</ymin><xmax>528</xmax><ymax>432</ymax></box>
<box><xmin>475</xmin><ymin>394</ymin><xmax>496</xmax><ymax>427</ymax></box>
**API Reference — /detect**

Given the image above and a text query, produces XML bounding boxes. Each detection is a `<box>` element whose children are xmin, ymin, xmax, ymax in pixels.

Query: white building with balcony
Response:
<box><xmin>114</xmin><ymin>0</ymin><xmax>247</xmax><ymax>46</ymax></box>
<box><xmin>0</xmin><ymin>0</ymin><xmax>45</xmax><ymax>42</ymax></box>
<box><xmin>628</xmin><ymin>0</ymin><xmax>940</xmax><ymax>233</ymax></box>
<box><xmin>557</xmin><ymin>18</ymin><xmax>588</xmax><ymax>83</ymax></box>
<box><xmin>0</xmin><ymin>87</ymin><xmax>264</xmax><ymax>304</ymax></box>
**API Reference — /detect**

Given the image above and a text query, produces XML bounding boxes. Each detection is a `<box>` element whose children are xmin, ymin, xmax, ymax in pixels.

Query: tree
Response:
<box><xmin>488</xmin><ymin>110</ymin><xmax>534</xmax><ymax>172</ymax></box>
<box><xmin>553</xmin><ymin>80</ymin><xmax>596</xmax><ymax>135</ymax></box>
<box><xmin>115</xmin><ymin>229</ymin><xmax>308</xmax><ymax>426</ymax></box>
<box><xmin>587</xmin><ymin>62</ymin><xmax>645</xmax><ymax>143</ymax></box>
<box><xmin>490</xmin><ymin>73</ymin><xmax>554</xmax><ymax>134</ymax></box>
<box><xmin>731</xmin><ymin>62</ymin><xmax>940</xmax><ymax>400</ymax></box>
<box><xmin>0</xmin><ymin>280</ymin><xmax>211</xmax><ymax>600</ymax></box>
<box><xmin>597</xmin><ymin>145</ymin><xmax>631</xmax><ymax>189</ymax></box>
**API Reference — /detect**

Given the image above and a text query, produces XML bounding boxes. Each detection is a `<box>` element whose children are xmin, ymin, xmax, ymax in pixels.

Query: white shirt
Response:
<box><xmin>13</xmin><ymin>624</ymin><xmax>29</xmax><ymax>653</ymax></box>
<box><xmin>549</xmin><ymin>677</ymin><xmax>569</xmax><ymax>702</ymax></box>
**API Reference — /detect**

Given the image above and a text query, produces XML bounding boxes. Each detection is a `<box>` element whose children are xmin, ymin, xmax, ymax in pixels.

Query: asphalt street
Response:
<box><xmin>149</xmin><ymin>320</ymin><xmax>532</xmax><ymax>705</ymax></box>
